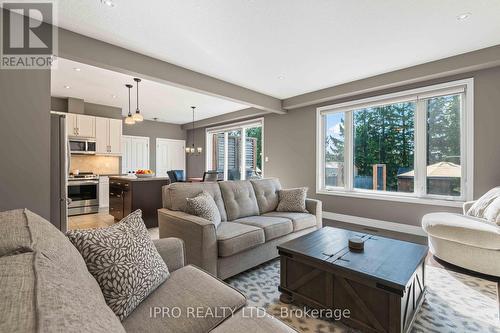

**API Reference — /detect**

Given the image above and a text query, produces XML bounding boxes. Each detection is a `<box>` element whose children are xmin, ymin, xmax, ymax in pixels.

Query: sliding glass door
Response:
<box><xmin>206</xmin><ymin>119</ymin><xmax>263</xmax><ymax>181</ymax></box>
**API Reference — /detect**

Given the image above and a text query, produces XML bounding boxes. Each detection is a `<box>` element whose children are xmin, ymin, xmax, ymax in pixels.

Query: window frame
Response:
<box><xmin>205</xmin><ymin>118</ymin><xmax>264</xmax><ymax>180</ymax></box>
<box><xmin>316</xmin><ymin>78</ymin><xmax>474</xmax><ymax>207</ymax></box>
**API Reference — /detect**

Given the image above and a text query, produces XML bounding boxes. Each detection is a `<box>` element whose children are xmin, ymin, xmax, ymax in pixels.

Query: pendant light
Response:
<box><xmin>132</xmin><ymin>78</ymin><xmax>144</xmax><ymax>122</ymax></box>
<box><xmin>124</xmin><ymin>84</ymin><xmax>135</xmax><ymax>125</ymax></box>
<box><xmin>186</xmin><ymin>106</ymin><xmax>202</xmax><ymax>154</ymax></box>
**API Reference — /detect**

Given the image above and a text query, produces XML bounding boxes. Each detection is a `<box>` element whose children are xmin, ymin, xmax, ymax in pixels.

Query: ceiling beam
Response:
<box><xmin>57</xmin><ymin>28</ymin><xmax>286</xmax><ymax>114</ymax></box>
<box><xmin>181</xmin><ymin>107</ymin><xmax>268</xmax><ymax>130</ymax></box>
<box><xmin>283</xmin><ymin>44</ymin><xmax>500</xmax><ymax>110</ymax></box>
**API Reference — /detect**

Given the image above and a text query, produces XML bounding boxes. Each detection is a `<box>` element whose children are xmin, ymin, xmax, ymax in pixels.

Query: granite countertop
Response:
<box><xmin>109</xmin><ymin>175</ymin><xmax>170</xmax><ymax>182</ymax></box>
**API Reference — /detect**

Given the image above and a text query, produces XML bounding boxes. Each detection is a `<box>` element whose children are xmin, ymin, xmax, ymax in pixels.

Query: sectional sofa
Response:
<box><xmin>0</xmin><ymin>208</ymin><xmax>296</xmax><ymax>333</ymax></box>
<box><xmin>158</xmin><ymin>178</ymin><xmax>323</xmax><ymax>279</ymax></box>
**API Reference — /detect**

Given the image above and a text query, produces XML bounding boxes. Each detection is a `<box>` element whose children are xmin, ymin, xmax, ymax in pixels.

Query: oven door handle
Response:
<box><xmin>68</xmin><ymin>180</ymin><xmax>99</xmax><ymax>186</ymax></box>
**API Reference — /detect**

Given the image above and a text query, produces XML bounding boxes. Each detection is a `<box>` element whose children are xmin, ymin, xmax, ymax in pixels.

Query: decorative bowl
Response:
<box><xmin>135</xmin><ymin>173</ymin><xmax>155</xmax><ymax>178</ymax></box>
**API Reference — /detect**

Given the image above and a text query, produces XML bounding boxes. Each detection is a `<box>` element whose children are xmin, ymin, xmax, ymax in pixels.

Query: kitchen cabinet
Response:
<box><xmin>99</xmin><ymin>176</ymin><xmax>109</xmax><ymax>208</ymax></box>
<box><xmin>96</xmin><ymin>117</ymin><xmax>122</xmax><ymax>155</ymax></box>
<box><xmin>67</xmin><ymin>114</ymin><xmax>96</xmax><ymax>138</ymax></box>
<box><xmin>109</xmin><ymin>176</ymin><xmax>169</xmax><ymax>228</ymax></box>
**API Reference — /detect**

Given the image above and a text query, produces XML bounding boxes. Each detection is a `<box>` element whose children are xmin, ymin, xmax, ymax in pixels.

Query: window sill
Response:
<box><xmin>316</xmin><ymin>189</ymin><xmax>465</xmax><ymax>208</ymax></box>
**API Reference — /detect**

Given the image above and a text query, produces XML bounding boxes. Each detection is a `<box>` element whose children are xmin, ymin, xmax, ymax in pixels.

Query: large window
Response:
<box><xmin>206</xmin><ymin>119</ymin><xmax>263</xmax><ymax>180</ymax></box>
<box><xmin>317</xmin><ymin>79</ymin><xmax>473</xmax><ymax>204</ymax></box>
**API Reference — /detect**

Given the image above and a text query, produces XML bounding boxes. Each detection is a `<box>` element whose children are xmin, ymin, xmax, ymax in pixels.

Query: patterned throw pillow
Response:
<box><xmin>186</xmin><ymin>191</ymin><xmax>222</xmax><ymax>228</ymax></box>
<box><xmin>276</xmin><ymin>187</ymin><xmax>309</xmax><ymax>213</ymax></box>
<box><xmin>66</xmin><ymin>210</ymin><xmax>169</xmax><ymax>320</ymax></box>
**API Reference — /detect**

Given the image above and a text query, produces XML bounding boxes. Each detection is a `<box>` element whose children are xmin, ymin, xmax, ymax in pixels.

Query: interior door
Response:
<box><xmin>156</xmin><ymin>139</ymin><xmax>169</xmax><ymax>177</ymax></box>
<box><xmin>121</xmin><ymin>136</ymin><xmax>132</xmax><ymax>173</ymax></box>
<box><xmin>168</xmin><ymin>140</ymin><xmax>186</xmax><ymax>171</ymax></box>
<box><xmin>77</xmin><ymin>115</ymin><xmax>95</xmax><ymax>138</ymax></box>
<box><xmin>156</xmin><ymin>139</ymin><xmax>185</xmax><ymax>177</ymax></box>
<box><xmin>108</xmin><ymin>119</ymin><xmax>122</xmax><ymax>154</ymax></box>
<box><xmin>122</xmin><ymin>136</ymin><xmax>149</xmax><ymax>173</ymax></box>
<box><xmin>131</xmin><ymin>137</ymin><xmax>149</xmax><ymax>171</ymax></box>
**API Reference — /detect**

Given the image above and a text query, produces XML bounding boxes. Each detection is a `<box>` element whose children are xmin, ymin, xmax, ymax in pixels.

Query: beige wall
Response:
<box><xmin>263</xmin><ymin>67</ymin><xmax>500</xmax><ymax>227</ymax></box>
<box><xmin>186</xmin><ymin>127</ymin><xmax>206</xmax><ymax>178</ymax></box>
<box><xmin>0</xmin><ymin>64</ymin><xmax>51</xmax><ymax>219</ymax></box>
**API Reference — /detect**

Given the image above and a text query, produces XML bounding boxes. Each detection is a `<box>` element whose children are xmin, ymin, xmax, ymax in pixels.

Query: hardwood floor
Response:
<box><xmin>67</xmin><ymin>211</ymin><xmax>159</xmax><ymax>239</ymax></box>
<box><xmin>68</xmin><ymin>211</ymin><xmax>115</xmax><ymax>230</ymax></box>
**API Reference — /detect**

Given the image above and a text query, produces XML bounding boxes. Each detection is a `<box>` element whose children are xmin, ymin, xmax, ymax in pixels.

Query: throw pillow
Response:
<box><xmin>276</xmin><ymin>187</ymin><xmax>309</xmax><ymax>213</ymax></box>
<box><xmin>66</xmin><ymin>210</ymin><xmax>169</xmax><ymax>320</ymax></box>
<box><xmin>484</xmin><ymin>196</ymin><xmax>500</xmax><ymax>225</ymax></box>
<box><xmin>186</xmin><ymin>191</ymin><xmax>222</xmax><ymax>227</ymax></box>
<box><xmin>466</xmin><ymin>187</ymin><xmax>500</xmax><ymax>218</ymax></box>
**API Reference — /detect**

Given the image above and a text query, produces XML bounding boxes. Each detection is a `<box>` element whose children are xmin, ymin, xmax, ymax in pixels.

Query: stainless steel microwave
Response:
<box><xmin>69</xmin><ymin>139</ymin><xmax>96</xmax><ymax>154</ymax></box>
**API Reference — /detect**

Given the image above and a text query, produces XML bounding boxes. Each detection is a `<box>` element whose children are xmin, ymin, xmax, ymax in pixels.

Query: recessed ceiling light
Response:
<box><xmin>111</xmin><ymin>94</ymin><xmax>117</xmax><ymax>98</ymax></box>
<box><xmin>73</xmin><ymin>67</ymin><xmax>81</xmax><ymax>72</ymax></box>
<box><xmin>100</xmin><ymin>0</ymin><xmax>115</xmax><ymax>8</ymax></box>
<box><xmin>278</xmin><ymin>75</ymin><xmax>285</xmax><ymax>80</ymax></box>
<box><xmin>457</xmin><ymin>12</ymin><xmax>471</xmax><ymax>21</ymax></box>
<box><xmin>64</xmin><ymin>85</ymin><xmax>71</xmax><ymax>89</ymax></box>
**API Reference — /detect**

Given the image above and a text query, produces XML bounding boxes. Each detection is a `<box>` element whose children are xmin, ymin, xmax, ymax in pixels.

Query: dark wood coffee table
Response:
<box><xmin>278</xmin><ymin>227</ymin><xmax>428</xmax><ymax>333</ymax></box>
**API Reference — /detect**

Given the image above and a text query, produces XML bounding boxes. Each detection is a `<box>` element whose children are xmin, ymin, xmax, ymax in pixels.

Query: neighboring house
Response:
<box><xmin>397</xmin><ymin>162</ymin><xmax>461</xmax><ymax>195</ymax></box>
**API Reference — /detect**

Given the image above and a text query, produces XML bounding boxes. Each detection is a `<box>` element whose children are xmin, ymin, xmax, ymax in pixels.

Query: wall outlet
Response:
<box><xmin>265</xmin><ymin>156</ymin><xmax>269</xmax><ymax>162</ymax></box>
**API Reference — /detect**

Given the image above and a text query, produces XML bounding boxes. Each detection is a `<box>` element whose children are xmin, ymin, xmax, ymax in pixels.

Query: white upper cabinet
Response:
<box><xmin>108</xmin><ymin>119</ymin><xmax>122</xmax><ymax>155</ymax></box>
<box><xmin>67</xmin><ymin>114</ymin><xmax>95</xmax><ymax>138</ymax></box>
<box><xmin>95</xmin><ymin>117</ymin><xmax>108</xmax><ymax>154</ymax></box>
<box><xmin>77</xmin><ymin>115</ymin><xmax>95</xmax><ymax>138</ymax></box>
<box><xmin>95</xmin><ymin>117</ymin><xmax>122</xmax><ymax>155</ymax></box>
<box><xmin>66</xmin><ymin>113</ymin><xmax>78</xmax><ymax>137</ymax></box>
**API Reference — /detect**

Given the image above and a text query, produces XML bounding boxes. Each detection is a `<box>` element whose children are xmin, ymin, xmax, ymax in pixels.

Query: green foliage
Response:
<box><xmin>353</xmin><ymin>102</ymin><xmax>415</xmax><ymax>191</ymax></box>
<box><xmin>246</xmin><ymin>127</ymin><xmax>262</xmax><ymax>170</ymax></box>
<box><xmin>427</xmin><ymin>95</ymin><xmax>461</xmax><ymax>165</ymax></box>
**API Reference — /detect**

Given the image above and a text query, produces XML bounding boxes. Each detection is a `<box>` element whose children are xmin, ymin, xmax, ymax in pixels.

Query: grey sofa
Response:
<box><xmin>0</xmin><ymin>208</ymin><xmax>296</xmax><ymax>333</ymax></box>
<box><xmin>159</xmin><ymin>178</ymin><xmax>322</xmax><ymax>279</ymax></box>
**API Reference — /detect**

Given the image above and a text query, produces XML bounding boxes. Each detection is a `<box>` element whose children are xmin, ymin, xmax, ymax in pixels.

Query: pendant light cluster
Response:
<box><xmin>124</xmin><ymin>77</ymin><xmax>144</xmax><ymax>125</ymax></box>
<box><xmin>186</xmin><ymin>106</ymin><xmax>203</xmax><ymax>155</ymax></box>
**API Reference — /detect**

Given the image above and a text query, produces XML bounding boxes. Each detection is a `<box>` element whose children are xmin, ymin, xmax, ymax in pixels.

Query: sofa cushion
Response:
<box><xmin>67</xmin><ymin>210</ymin><xmax>170</xmax><ymax>320</ymax></box>
<box><xmin>422</xmin><ymin>212</ymin><xmax>500</xmax><ymax>250</ymax></box>
<box><xmin>186</xmin><ymin>191</ymin><xmax>222</xmax><ymax>227</ymax></box>
<box><xmin>0</xmin><ymin>252</ymin><xmax>125</xmax><ymax>333</ymax></box>
<box><xmin>250</xmin><ymin>178</ymin><xmax>282</xmax><ymax>214</ymax></box>
<box><xmin>0</xmin><ymin>209</ymin><xmax>91</xmax><ymax>276</ymax></box>
<box><xmin>233</xmin><ymin>216</ymin><xmax>293</xmax><ymax>241</ymax></box>
<box><xmin>263</xmin><ymin>212</ymin><xmax>317</xmax><ymax>231</ymax></box>
<box><xmin>211</xmin><ymin>307</ymin><xmax>297</xmax><ymax>333</ymax></box>
<box><xmin>219</xmin><ymin>181</ymin><xmax>260</xmax><ymax>221</ymax></box>
<box><xmin>163</xmin><ymin>182</ymin><xmax>228</xmax><ymax>221</ymax></box>
<box><xmin>484</xmin><ymin>196</ymin><xmax>500</xmax><ymax>225</ymax></box>
<box><xmin>216</xmin><ymin>222</ymin><xmax>265</xmax><ymax>257</ymax></box>
<box><xmin>121</xmin><ymin>265</ymin><xmax>246</xmax><ymax>333</ymax></box>
<box><xmin>466</xmin><ymin>187</ymin><xmax>500</xmax><ymax>219</ymax></box>
<box><xmin>276</xmin><ymin>188</ymin><xmax>309</xmax><ymax>213</ymax></box>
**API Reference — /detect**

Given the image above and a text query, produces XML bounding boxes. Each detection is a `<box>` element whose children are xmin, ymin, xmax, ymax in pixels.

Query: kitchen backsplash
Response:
<box><xmin>70</xmin><ymin>155</ymin><xmax>120</xmax><ymax>175</ymax></box>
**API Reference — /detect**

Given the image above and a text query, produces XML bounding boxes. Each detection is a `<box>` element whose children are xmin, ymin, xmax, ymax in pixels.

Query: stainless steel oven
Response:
<box><xmin>69</xmin><ymin>139</ymin><xmax>96</xmax><ymax>155</ymax></box>
<box><xmin>67</xmin><ymin>178</ymin><xmax>99</xmax><ymax>216</ymax></box>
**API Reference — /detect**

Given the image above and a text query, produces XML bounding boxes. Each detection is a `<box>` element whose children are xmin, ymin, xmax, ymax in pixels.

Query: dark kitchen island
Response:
<box><xmin>109</xmin><ymin>176</ymin><xmax>170</xmax><ymax>228</ymax></box>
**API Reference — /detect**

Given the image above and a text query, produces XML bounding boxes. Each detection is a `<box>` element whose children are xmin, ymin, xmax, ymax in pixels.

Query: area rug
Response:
<box><xmin>226</xmin><ymin>259</ymin><xmax>499</xmax><ymax>333</ymax></box>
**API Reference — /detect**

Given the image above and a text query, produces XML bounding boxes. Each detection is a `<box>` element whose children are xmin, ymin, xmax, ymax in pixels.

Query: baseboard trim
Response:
<box><xmin>323</xmin><ymin>211</ymin><xmax>427</xmax><ymax>237</ymax></box>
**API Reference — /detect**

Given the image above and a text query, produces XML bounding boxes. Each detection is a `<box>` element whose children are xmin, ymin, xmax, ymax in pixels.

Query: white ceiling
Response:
<box><xmin>53</xmin><ymin>0</ymin><xmax>500</xmax><ymax>99</ymax></box>
<box><xmin>51</xmin><ymin>58</ymin><xmax>249</xmax><ymax>124</ymax></box>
